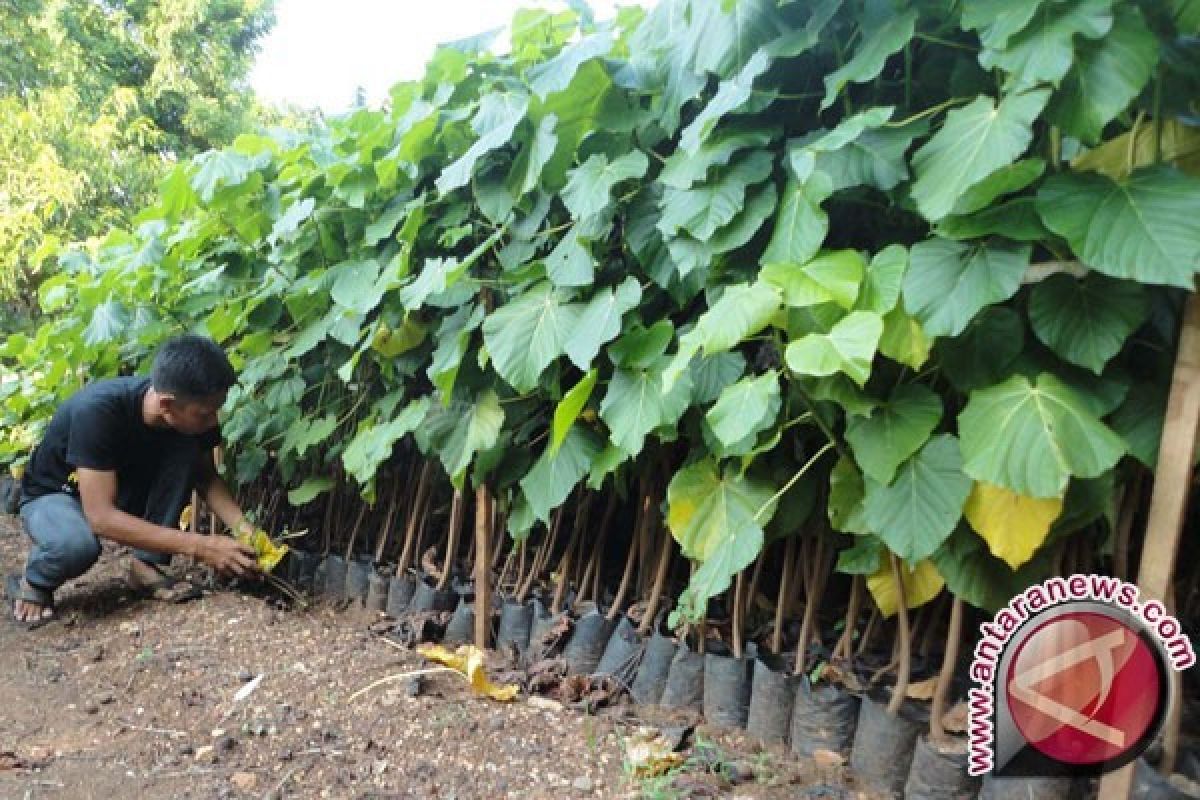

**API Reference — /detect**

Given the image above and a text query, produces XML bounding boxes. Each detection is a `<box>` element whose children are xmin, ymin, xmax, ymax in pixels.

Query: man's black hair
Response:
<box><xmin>150</xmin><ymin>335</ymin><xmax>236</xmax><ymax>401</ymax></box>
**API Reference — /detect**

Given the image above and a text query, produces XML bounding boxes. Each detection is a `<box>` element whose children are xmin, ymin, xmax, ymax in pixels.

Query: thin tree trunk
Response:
<box><xmin>930</xmin><ymin>594</ymin><xmax>963</xmax><ymax>742</ymax></box>
<box><xmin>373</xmin><ymin>479</ymin><xmax>402</xmax><ymax>564</ymax></box>
<box><xmin>436</xmin><ymin>490</ymin><xmax>464</xmax><ymax>591</ymax></box>
<box><xmin>584</xmin><ymin>491</ymin><xmax>618</xmax><ymax>604</ymax></box>
<box><xmin>732</xmin><ymin>571</ymin><xmax>745</xmax><ymax>660</ymax></box>
<box><xmin>771</xmin><ymin>536</ymin><xmax>797</xmax><ymax>655</ymax></box>
<box><xmin>606</xmin><ymin>491</ymin><xmax>647</xmax><ymax>621</ymax></box>
<box><xmin>1113</xmin><ymin>471</ymin><xmax>1142</xmax><ymax>581</ymax></box>
<box><xmin>638</xmin><ymin>526</ymin><xmax>673</xmax><ymax>635</ymax></box>
<box><xmin>342</xmin><ymin>502</ymin><xmax>368</xmax><ymax>561</ymax></box>
<box><xmin>794</xmin><ymin>532</ymin><xmax>828</xmax><ymax>676</ymax></box>
<box><xmin>746</xmin><ymin>547</ymin><xmax>766</xmax><ymax>623</ymax></box>
<box><xmin>833</xmin><ymin>574</ymin><xmax>863</xmax><ymax>662</ymax></box>
<box><xmin>552</xmin><ymin>497</ymin><xmax>589</xmax><ymax>614</ymax></box>
<box><xmin>396</xmin><ymin>462</ymin><xmax>432</xmax><ymax>574</ymax></box>
<box><xmin>857</xmin><ymin>606</ymin><xmax>880</xmax><ymax>659</ymax></box>
<box><xmin>886</xmin><ymin>552</ymin><xmax>913</xmax><ymax>716</ymax></box>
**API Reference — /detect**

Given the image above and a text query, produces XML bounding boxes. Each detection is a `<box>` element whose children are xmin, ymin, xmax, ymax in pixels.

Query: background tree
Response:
<box><xmin>0</xmin><ymin>0</ymin><xmax>276</xmax><ymax>315</ymax></box>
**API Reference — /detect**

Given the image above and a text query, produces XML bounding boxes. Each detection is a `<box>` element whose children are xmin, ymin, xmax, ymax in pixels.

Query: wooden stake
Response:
<box><xmin>474</xmin><ymin>485</ymin><xmax>492</xmax><ymax>650</ymax></box>
<box><xmin>1101</xmin><ymin>292</ymin><xmax>1200</xmax><ymax>799</ymax></box>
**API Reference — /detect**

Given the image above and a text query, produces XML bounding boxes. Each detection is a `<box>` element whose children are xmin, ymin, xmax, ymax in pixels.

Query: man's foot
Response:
<box><xmin>4</xmin><ymin>574</ymin><xmax>55</xmax><ymax>629</ymax></box>
<box><xmin>127</xmin><ymin>559</ymin><xmax>203</xmax><ymax>603</ymax></box>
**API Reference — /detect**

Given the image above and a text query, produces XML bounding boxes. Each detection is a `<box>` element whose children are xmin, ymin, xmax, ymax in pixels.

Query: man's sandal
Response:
<box><xmin>4</xmin><ymin>573</ymin><xmax>56</xmax><ymax>630</ymax></box>
<box><xmin>130</xmin><ymin>562</ymin><xmax>204</xmax><ymax>604</ymax></box>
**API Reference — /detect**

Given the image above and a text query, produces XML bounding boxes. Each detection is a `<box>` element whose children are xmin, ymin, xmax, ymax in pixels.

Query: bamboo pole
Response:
<box><xmin>1102</xmin><ymin>294</ymin><xmax>1200</xmax><ymax>797</ymax></box>
<box><xmin>474</xmin><ymin>485</ymin><xmax>492</xmax><ymax>649</ymax></box>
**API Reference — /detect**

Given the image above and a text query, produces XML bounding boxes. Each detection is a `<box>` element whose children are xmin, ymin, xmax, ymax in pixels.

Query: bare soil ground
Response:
<box><xmin>0</xmin><ymin>514</ymin><xmax>869</xmax><ymax>800</ymax></box>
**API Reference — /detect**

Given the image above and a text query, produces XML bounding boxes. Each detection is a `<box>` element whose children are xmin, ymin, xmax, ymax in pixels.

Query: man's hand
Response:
<box><xmin>192</xmin><ymin>534</ymin><xmax>261</xmax><ymax>578</ymax></box>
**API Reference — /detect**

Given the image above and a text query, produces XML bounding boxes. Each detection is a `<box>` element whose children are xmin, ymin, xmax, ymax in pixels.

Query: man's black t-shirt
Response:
<box><xmin>20</xmin><ymin>377</ymin><xmax>221</xmax><ymax>502</ymax></box>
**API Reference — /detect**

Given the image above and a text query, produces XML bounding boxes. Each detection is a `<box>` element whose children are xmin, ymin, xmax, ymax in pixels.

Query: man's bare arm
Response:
<box><xmin>194</xmin><ymin>449</ymin><xmax>250</xmax><ymax>534</ymax></box>
<box><xmin>76</xmin><ymin>467</ymin><xmax>258</xmax><ymax>575</ymax></box>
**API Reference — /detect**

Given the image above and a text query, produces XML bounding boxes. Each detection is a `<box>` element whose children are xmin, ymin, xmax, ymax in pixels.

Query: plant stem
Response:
<box><xmin>552</xmin><ymin>495</ymin><xmax>588</xmax><ymax>614</ymax></box>
<box><xmin>930</xmin><ymin>594</ymin><xmax>963</xmax><ymax>742</ymax></box>
<box><xmin>436</xmin><ymin>490</ymin><xmax>464</xmax><ymax>591</ymax></box>
<box><xmin>584</xmin><ymin>491</ymin><xmax>618</xmax><ymax>603</ymax></box>
<box><xmin>857</xmin><ymin>607</ymin><xmax>879</xmax><ymax>659</ymax></box>
<box><xmin>833</xmin><ymin>574</ymin><xmax>863</xmax><ymax>662</ymax></box>
<box><xmin>755</xmin><ymin>442</ymin><xmax>835</xmax><ymax>522</ymax></box>
<box><xmin>373</xmin><ymin>478</ymin><xmax>402</xmax><ymax>563</ymax></box>
<box><xmin>886</xmin><ymin>552</ymin><xmax>913</xmax><ymax>716</ymax></box>
<box><xmin>794</xmin><ymin>531</ymin><xmax>828</xmax><ymax>676</ymax></box>
<box><xmin>746</xmin><ymin>547</ymin><xmax>766</xmax><ymax>625</ymax></box>
<box><xmin>343</xmin><ymin>501</ymin><xmax>368</xmax><ymax>561</ymax></box>
<box><xmin>607</xmin><ymin>488</ymin><xmax>648</xmax><ymax>621</ymax></box>
<box><xmin>771</xmin><ymin>536</ymin><xmax>797</xmax><ymax>655</ymax></box>
<box><xmin>396</xmin><ymin>461</ymin><xmax>432</xmax><ymax>574</ymax></box>
<box><xmin>638</xmin><ymin>524</ymin><xmax>674</xmax><ymax>636</ymax></box>
<box><xmin>732</xmin><ymin>571</ymin><xmax>745</xmax><ymax>661</ymax></box>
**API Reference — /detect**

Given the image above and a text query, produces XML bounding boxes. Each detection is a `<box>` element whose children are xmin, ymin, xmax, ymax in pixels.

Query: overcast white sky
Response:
<box><xmin>250</xmin><ymin>0</ymin><xmax>657</xmax><ymax>112</ymax></box>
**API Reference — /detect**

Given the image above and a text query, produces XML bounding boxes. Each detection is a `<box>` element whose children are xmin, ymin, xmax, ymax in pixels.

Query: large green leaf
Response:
<box><xmin>904</xmin><ymin>238</ymin><xmax>1031</xmax><ymax>338</ymax></box>
<box><xmin>287</xmin><ymin>476</ymin><xmax>335</xmax><ymax>507</ymax></box>
<box><xmin>1109</xmin><ymin>382</ymin><xmax>1168</xmax><ymax>468</ymax></box>
<box><xmin>864</xmin><ymin>434</ymin><xmax>972</xmax><ymax>563</ymax></box>
<box><xmin>84</xmin><ymin>300</ymin><xmax>130</xmax><ymax>346</ymax></box>
<box><xmin>436</xmin><ymin>390</ymin><xmax>505</xmax><ymax>489</ymax></box>
<box><xmin>856</xmin><ymin>245</ymin><xmax>909</xmax><ymax>315</ymax></box>
<box><xmin>330</xmin><ymin>259</ymin><xmax>384</xmax><ymax>314</ymax></box>
<box><xmin>680</xmin><ymin>50</ymin><xmax>771</xmax><ymax>153</ymax></box>
<box><xmin>762</xmin><ymin>249</ymin><xmax>864</xmax><ymax>310</ymax></box>
<box><xmin>527</xmin><ymin>32</ymin><xmax>614</xmax><ymax>98</ymax></box>
<box><xmin>828</xmin><ymin>455</ymin><xmax>872</xmax><ymax>535</ymax></box>
<box><xmin>1028</xmin><ymin>273</ymin><xmax>1147</xmax><ymax>374</ymax></box>
<box><xmin>958</xmin><ymin>373</ymin><xmax>1126</xmax><ymax>498</ymax></box>
<box><xmin>664</xmin><ymin>282</ymin><xmax>781</xmax><ymax>388</ymax></box>
<box><xmin>760</xmin><ymin>174</ymin><xmax>832</xmax><ymax>270</ymax></box>
<box><xmin>1036</xmin><ymin>166</ymin><xmax>1200</xmax><ymax>288</ymax></box>
<box><xmin>1047</xmin><ymin>6</ymin><xmax>1158</xmax><ymax>144</ymax></box>
<box><xmin>960</xmin><ymin>0</ymin><xmax>1040</xmax><ymax>50</ymax></box>
<box><xmin>520</xmin><ymin>426</ymin><xmax>603</xmax><ymax>523</ymax></box>
<box><xmin>561</xmin><ymin>151</ymin><xmax>649</xmax><ymax>220</ymax></box>
<box><xmin>936</xmin><ymin>307</ymin><xmax>1025</xmax><ymax>393</ymax></box>
<box><xmin>846</xmin><ymin>384</ymin><xmax>943</xmax><ymax>485</ymax></box>
<box><xmin>563</xmin><ymin>277</ymin><xmax>642</xmax><ymax>370</ymax></box>
<box><xmin>436</xmin><ymin>91</ymin><xmax>530</xmax><ymax>194</ymax></box>
<box><xmin>342</xmin><ymin>398</ymin><xmax>430</xmax><ymax>490</ymax></box>
<box><xmin>879</xmin><ymin>305</ymin><xmax>933</xmax><ymax>371</ymax></box>
<box><xmin>821</xmin><ymin>11</ymin><xmax>917</xmax><ymax>111</ymax></box>
<box><xmin>704</xmin><ymin>371</ymin><xmax>781</xmax><ymax>454</ymax></box>
<box><xmin>687</xmin><ymin>0</ymin><xmax>785</xmax><ymax>78</ymax></box>
<box><xmin>785</xmin><ymin>310</ymin><xmax>883</xmax><ymax>387</ymax></box>
<box><xmin>659</xmin><ymin>127</ymin><xmax>777</xmax><ymax>190</ymax></box>
<box><xmin>978</xmin><ymin>0</ymin><xmax>1113</xmax><ymax>89</ymax></box>
<box><xmin>483</xmin><ymin>282</ymin><xmax>581</xmax><ymax>392</ymax></box>
<box><xmin>659</xmin><ymin>150</ymin><xmax>774</xmax><ymax>241</ymax></box>
<box><xmin>667</xmin><ymin>458</ymin><xmax>777</xmax><ymax>563</ymax></box>
<box><xmin>933</xmin><ymin>525</ymin><xmax>1056</xmax><ymax>613</ymax></box>
<box><xmin>428</xmin><ymin>305</ymin><xmax>484</xmax><ymax>403</ymax></box>
<box><xmin>600</xmin><ymin>358</ymin><xmax>694</xmax><ymax>455</ymax></box>
<box><xmin>910</xmin><ymin>90</ymin><xmax>1049</xmax><ymax>221</ymax></box>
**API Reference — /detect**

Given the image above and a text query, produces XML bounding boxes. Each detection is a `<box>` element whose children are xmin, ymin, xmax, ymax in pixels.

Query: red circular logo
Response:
<box><xmin>1006</xmin><ymin>611</ymin><xmax>1162</xmax><ymax>766</ymax></box>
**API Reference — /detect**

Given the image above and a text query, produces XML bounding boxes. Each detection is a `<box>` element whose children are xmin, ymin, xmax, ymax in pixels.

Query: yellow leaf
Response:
<box><xmin>9</xmin><ymin>464</ymin><xmax>24</xmax><ymax>480</ymax></box>
<box><xmin>235</xmin><ymin>528</ymin><xmax>290</xmax><ymax>573</ymax></box>
<box><xmin>963</xmin><ymin>482</ymin><xmax>1063</xmax><ymax>570</ymax></box>
<box><xmin>867</xmin><ymin>557</ymin><xmax>943</xmax><ymax>618</ymax></box>
<box><xmin>417</xmin><ymin>644</ymin><xmax>519</xmax><ymax>702</ymax></box>
<box><xmin>1072</xmin><ymin>119</ymin><xmax>1200</xmax><ymax>180</ymax></box>
<box><xmin>623</xmin><ymin>727</ymin><xmax>687</xmax><ymax>777</ymax></box>
<box><xmin>178</xmin><ymin>504</ymin><xmax>193</xmax><ymax>531</ymax></box>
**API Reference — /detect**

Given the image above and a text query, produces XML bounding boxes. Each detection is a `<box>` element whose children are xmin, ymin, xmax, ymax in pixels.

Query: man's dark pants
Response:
<box><xmin>18</xmin><ymin>441</ymin><xmax>202</xmax><ymax>595</ymax></box>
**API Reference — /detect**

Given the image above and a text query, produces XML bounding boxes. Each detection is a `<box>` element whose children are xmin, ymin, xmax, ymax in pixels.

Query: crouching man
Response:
<box><xmin>7</xmin><ymin>334</ymin><xmax>261</xmax><ymax>628</ymax></box>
